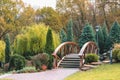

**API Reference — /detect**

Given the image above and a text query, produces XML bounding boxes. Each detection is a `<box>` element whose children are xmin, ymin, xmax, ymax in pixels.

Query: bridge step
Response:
<box><xmin>59</xmin><ymin>54</ymin><xmax>80</xmax><ymax>68</ymax></box>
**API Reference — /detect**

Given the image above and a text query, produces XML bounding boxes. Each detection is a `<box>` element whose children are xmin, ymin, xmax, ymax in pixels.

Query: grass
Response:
<box><xmin>64</xmin><ymin>63</ymin><xmax>120</xmax><ymax>80</ymax></box>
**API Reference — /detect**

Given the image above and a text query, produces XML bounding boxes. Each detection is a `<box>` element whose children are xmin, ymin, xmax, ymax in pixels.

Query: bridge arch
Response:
<box><xmin>52</xmin><ymin>42</ymin><xmax>80</xmax><ymax>68</ymax></box>
<box><xmin>78</xmin><ymin>41</ymin><xmax>98</xmax><ymax>67</ymax></box>
<box><xmin>52</xmin><ymin>41</ymin><xmax>98</xmax><ymax>68</ymax></box>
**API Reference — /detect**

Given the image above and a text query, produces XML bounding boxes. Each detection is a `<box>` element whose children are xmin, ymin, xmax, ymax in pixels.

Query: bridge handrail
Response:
<box><xmin>78</xmin><ymin>41</ymin><xmax>98</xmax><ymax>67</ymax></box>
<box><xmin>52</xmin><ymin>42</ymin><xmax>79</xmax><ymax>56</ymax></box>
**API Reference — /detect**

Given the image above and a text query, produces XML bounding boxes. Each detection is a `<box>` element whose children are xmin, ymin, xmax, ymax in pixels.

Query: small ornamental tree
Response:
<box><xmin>60</xmin><ymin>29</ymin><xmax>67</xmax><ymax>43</ymax></box>
<box><xmin>4</xmin><ymin>34</ymin><xmax>11</xmax><ymax>63</ymax></box>
<box><xmin>109</xmin><ymin>21</ymin><xmax>120</xmax><ymax>43</ymax></box>
<box><xmin>45</xmin><ymin>28</ymin><xmax>54</xmax><ymax>69</ymax></box>
<box><xmin>79</xmin><ymin>23</ymin><xmax>95</xmax><ymax>48</ymax></box>
<box><xmin>66</xmin><ymin>19</ymin><xmax>74</xmax><ymax>41</ymax></box>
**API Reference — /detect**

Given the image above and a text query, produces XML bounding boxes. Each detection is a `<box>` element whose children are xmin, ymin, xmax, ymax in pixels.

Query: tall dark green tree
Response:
<box><xmin>102</xmin><ymin>23</ymin><xmax>109</xmax><ymax>52</ymax></box>
<box><xmin>45</xmin><ymin>28</ymin><xmax>54</xmax><ymax>69</ymax></box>
<box><xmin>66</xmin><ymin>19</ymin><xmax>74</xmax><ymax>41</ymax></box>
<box><xmin>79</xmin><ymin>23</ymin><xmax>95</xmax><ymax>48</ymax></box>
<box><xmin>104</xmin><ymin>21</ymin><xmax>120</xmax><ymax>52</ymax></box>
<box><xmin>102</xmin><ymin>23</ymin><xmax>108</xmax><ymax>43</ymax></box>
<box><xmin>45</xmin><ymin>28</ymin><xmax>54</xmax><ymax>53</ymax></box>
<box><xmin>109</xmin><ymin>21</ymin><xmax>120</xmax><ymax>43</ymax></box>
<box><xmin>97</xmin><ymin>27</ymin><xmax>104</xmax><ymax>54</ymax></box>
<box><xmin>60</xmin><ymin>29</ymin><xmax>67</xmax><ymax>43</ymax></box>
<box><xmin>104</xmin><ymin>36</ymin><xmax>113</xmax><ymax>52</ymax></box>
<box><xmin>4</xmin><ymin>34</ymin><xmax>11</xmax><ymax>63</ymax></box>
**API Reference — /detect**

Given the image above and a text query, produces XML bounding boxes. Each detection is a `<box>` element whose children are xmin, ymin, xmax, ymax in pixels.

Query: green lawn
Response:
<box><xmin>65</xmin><ymin>63</ymin><xmax>120</xmax><ymax>80</ymax></box>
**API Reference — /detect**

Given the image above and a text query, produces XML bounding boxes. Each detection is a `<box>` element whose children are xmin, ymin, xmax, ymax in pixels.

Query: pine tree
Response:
<box><xmin>104</xmin><ymin>36</ymin><xmax>113</xmax><ymax>52</ymax></box>
<box><xmin>45</xmin><ymin>28</ymin><xmax>54</xmax><ymax>69</ymax></box>
<box><xmin>104</xmin><ymin>21</ymin><xmax>120</xmax><ymax>52</ymax></box>
<box><xmin>102</xmin><ymin>23</ymin><xmax>109</xmax><ymax>52</ymax></box>
<box><xmin>97</xmin><ymin>27</ymin><xmax>104</xmax><ymax>54</ymax></box>
<box><xmin>79</xmin><ymin>23</ymin><xmax>95</xmax><ymax>48</ymax></box>
<box><xmin>60</xmin><ymin>29</ymin><xmax>67</xmax><ymax>43</ymax></box>
<box><xmin>102</xmin><ymin>23</ymin><xmax>108</xmax><ymax>43</ymax></box>
<box><xmin>66</xmin><ymin>19</ymin><xmax>74</xmax><ymax>41</ymax></box>
<box><xmin>4</xmin><ymin>34</ymin><xmax>11</xmax><ymax>63</ymax></box>
<box><xmin>109</xmin><ymin>21</ymin><xmax>120</xmax><ymax>43</ymax></box>
<box><xmin>45</xmin><ymin>28</ymin><xmax>54</xmax><ymax>54</ymax></box>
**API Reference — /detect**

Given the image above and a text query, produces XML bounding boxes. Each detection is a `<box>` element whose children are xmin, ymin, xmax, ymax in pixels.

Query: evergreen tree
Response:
<box><xmin>4</xmin><ymin>34</ymin><xmax>11</xmax><ymax>63</ymax></box>
<box><xmin>102</xmin><ymin>23</ymin><xmax>109</xmax><ymax>52</ymax></box>
<box><xmin>97</xmin><ymin>27</ymin><xmax>104</xmax><ymax>54</ymax></box>
<box><xmin>104</xmin><ymin>21</ymin><xmax>120</xmax><ymax>52</ymax></box>
<box><xmin>79</xmin><ymin>23</ymin><xmax>95</xmax><ymax>48</ymax></box>
<box><xmin>109</xmin><ymin>21</ymin><xmax>120</xmax><ymax>43</ymax></box>
<box><xmin>45</xmin><ymin>28</ymin><xmax>54</xmax><ymax>69</ymax></box>
<box><xmin>45</xmin><ymin>28</ymin><xmax>54</xmax><ymax>53</ymax></box>
<box><xmin>60</xmin><ymin>29</ymin><xmax>67</xmax><ymax>43</ymax></box>
<box><xmin>104</xmin><ymin>36</ymin><xmax>113</xmax><ymax>52</ymax></box>
<box><xmin>102</xmin><ymin>23</ymin><xmax>108</xmax><ymax>43</ymax></box>
<box><xmin>66</xmin><ymin>19</ymin><xmax>74</xmax><ymax>41</ymax></box>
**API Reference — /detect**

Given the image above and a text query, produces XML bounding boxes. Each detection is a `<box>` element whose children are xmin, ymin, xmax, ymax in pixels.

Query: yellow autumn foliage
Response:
<box><xmin>0</xmin><ymin>40</ymin><xmax>5</xmax><ymax>62</ymax></box>
<box><xmin>14</xmin><ymin>23</ymin><xmax>60</xmax><ymax>57</ymax></box>
<box><xmin>114</xmin><ymin>43</ymin><xmax>120</xmax><ymax>50</ymax></box>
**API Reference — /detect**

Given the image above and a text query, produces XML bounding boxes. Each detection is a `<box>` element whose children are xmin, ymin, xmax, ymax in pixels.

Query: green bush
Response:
<box><xmin>85</xmin><ymin>54</ymin><xmax>99</xmax><ymax>63</ymax></box>
<box><xmin>9</xmin><ymin>54</ymin><xmax>26</xmax><ymax>71</ymax></box>
<box><xmin>40</xmin><ymin>53</ymin><xmax>49</xmax><ymax>65</ymax></box>
<box><xmin>16</xmin><ymin>67</ymin><xmax>37</xmax><ymax>73</ymax></box>
<box><xmin>112</xmin><ymin>49</ymin><xmax>120</xmax><ymax>62</ymax></box>
<box><xmin>117</xmin><ymin>52</ymin><xmax>120</xmax><ymax>61</ymax></box>
<box><xmin>32</xmin><ymin>53</ymin><xmax>49</xmax><ymax>70</ymax></box>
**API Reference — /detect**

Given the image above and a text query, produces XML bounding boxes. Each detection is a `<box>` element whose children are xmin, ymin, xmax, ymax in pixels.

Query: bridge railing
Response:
<box><xmin>78</xmin><ymin>41</ymin><xmax>98</xmax><ymax>68</ymax></box>
<box><xmin>52</xmin><ymin>42</ymin><xmax>80</xmax><ymax>68</ymax></box>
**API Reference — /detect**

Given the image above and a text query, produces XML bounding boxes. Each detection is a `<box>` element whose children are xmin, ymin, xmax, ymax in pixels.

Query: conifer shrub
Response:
<box><xmin>85</xmin><ymin>53</ymin><xmax>99</xmax><ymax>64</ymax></box>
<box><xmin>4</xmin><ymin>34</ymin><xmax>11</xmax><ymax>63</ymax></box>
<box><xmin>60</xmin><ymin>29</ymin><xmax>67</xmax><ymax>43</ymax></box>
<box><xmin>45</xmin><ymin>28</ymin><xmax>54</xmax><ymax>69</ymax></box>
<box><xmin>66</xmin><ymin>19</ymin><xmax>74</xmax><ymax>41</ymax></box>
<box><xmin>79</xmin><ymin>23</ymin><xmax>95</xmax><ymax>48</ymax></box>
<box><xmin>32</xmin><ymin>53</ymin><xmax>49</xmax><ymax>70</ymax></box>
<box><xmin>9</xmin><ymin>54</ymin><xmax>26</xmax><ymax>71</ymax></box>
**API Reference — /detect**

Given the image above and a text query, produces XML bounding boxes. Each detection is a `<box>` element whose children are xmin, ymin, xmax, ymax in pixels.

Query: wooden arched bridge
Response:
<box><xmin>52</xmin><ymin>41</ymin><xmax>98</xmax><ymax>69</ymax></box>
